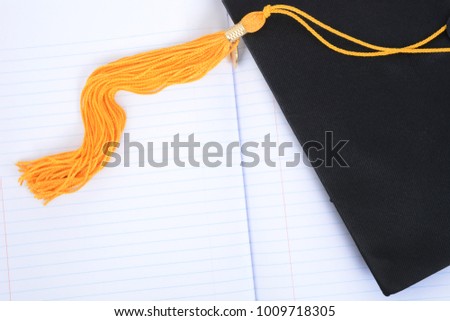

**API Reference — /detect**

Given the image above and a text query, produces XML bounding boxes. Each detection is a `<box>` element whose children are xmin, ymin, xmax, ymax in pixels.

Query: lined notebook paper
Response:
<box><xmin>1</xmin><ymin>0</ymin><xmax>449</xmax><ymax>301</ymax></box>
<box><xmin>0</xmin><ymin>0</ymin><xmax>254</xmax><ymax>301</ymax></box>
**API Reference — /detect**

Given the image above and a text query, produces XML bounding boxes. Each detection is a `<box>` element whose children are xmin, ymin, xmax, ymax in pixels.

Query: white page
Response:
<box><xmin>233</xmin><ymin>44</ymin><xmax>450</xmax><ymax>300</ymax></box>
<box><xmin>0</xmin><ymin>0</ymin><xmax>255</xmax><ymax>300</ymax></box>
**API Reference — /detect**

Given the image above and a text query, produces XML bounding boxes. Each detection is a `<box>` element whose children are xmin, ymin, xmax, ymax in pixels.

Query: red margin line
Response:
<box><xmin>273</xmin><ymin>102</ymin><xmax>297</xmax><ymax>301</ymax></box>
<box><xmin>1</xmin><ymin>178</ymin><xmax>12</xmax><ymax>300</ymax></box>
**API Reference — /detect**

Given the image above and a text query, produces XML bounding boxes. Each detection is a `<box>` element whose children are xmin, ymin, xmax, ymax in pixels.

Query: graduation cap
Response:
<box><xmin>17</xmin><ymin>1</ymin><xmax>450</xmax><ymax>295</ymax></box>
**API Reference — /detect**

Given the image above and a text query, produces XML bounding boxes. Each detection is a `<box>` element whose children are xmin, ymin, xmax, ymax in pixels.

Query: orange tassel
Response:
<box><xmin>18</xmin><ymin>3</ymin><xmax>450</xmax><ymax>204</ymax></box>
<box><xmin>17</xmin><ymin>10</ymin><xmax>270</xmax><ymax>204</ymax></box>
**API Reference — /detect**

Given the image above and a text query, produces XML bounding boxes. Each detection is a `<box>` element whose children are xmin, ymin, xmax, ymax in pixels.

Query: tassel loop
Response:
<box><xmin>240</xmin><ymin>8</ymin><xmax>271</xmax><ymax>34</ymax></box>
<box><xmin>263</xmin><ymin>5</ymin><xmax>272</xmax><ymax>19</ymax></box>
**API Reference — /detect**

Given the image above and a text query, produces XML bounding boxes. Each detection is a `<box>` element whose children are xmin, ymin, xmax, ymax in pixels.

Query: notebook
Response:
<box><xmin>0</xmin><ymin>0</ymin><xmax>449</xmax><ymax>300</ymax></box>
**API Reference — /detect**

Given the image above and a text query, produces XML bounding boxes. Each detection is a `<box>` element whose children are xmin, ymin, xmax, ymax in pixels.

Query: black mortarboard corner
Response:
<box><xmin>223</xmin><ymin>0</ymin><xmax>450</xmax><ymax>296</ymax></box>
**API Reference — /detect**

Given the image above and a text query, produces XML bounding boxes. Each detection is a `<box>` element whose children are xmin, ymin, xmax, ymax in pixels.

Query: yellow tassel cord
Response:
<box><xmin>269</xmin><ymin>5</ymin><xmax>450</xmax><ymax>56</ymax></box>
<box><xmin>17</xmin><ymin>5</ymin><xmax>450</xmax><ymax>204</ymax></box>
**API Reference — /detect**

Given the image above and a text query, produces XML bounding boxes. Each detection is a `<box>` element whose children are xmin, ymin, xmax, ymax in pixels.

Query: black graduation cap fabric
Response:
<box><xmin>223</xmin><ymin>0</ymin><xmax>450</xmax><ymax>296</ymax></box>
